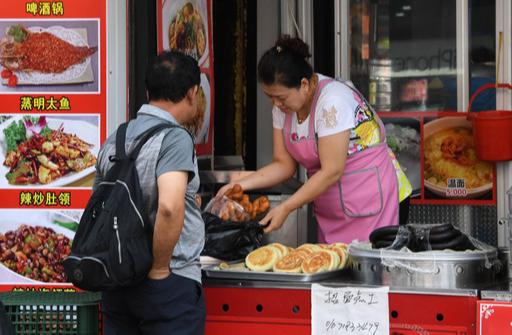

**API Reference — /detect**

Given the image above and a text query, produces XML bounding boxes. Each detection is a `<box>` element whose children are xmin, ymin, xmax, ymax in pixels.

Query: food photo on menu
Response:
<box><xmin>0</xmin><ymin>20</ymin><xmax>99</xmax><ymax>92</ymax></box>
<box><xmin>0</xmin><ymin>210</ymin><xmax>81</xmax><ymax>284</ymax></box>
<box><xmin>162</xmin><ymin>0</ymin><xmax>209</xmax><ymax>66</ymax></box>
<box><xmin>0</xmin><ymin>115</ymin><xmax>99</xmax><ymax>188</ymax></box>
<box><xmin>183</xmin><ymin>72</ymin><xmax>210</xmax><ymax>144</ymax></box>
<box><xmin>423</xmin><ymin>116</ymin><xmax>494</xmax><ymax>200</ymax></box>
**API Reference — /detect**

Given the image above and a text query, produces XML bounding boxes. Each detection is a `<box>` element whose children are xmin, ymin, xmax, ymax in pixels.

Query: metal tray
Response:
<box><xmin>202</xmin><ymin>263</ymin><xmax>349</xmax><ymax>282</ymax></box>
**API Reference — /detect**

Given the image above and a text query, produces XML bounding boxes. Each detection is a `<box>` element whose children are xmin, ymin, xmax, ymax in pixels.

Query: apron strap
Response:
<box><xmin>308</xmin><ymin>78</ymin><xmax>334</xmax><ymax>137</ymax></box>
<box><xmin>283</xmin><ymin>76</ymin><xmax>333</xmax><ymax>139</ymax></box>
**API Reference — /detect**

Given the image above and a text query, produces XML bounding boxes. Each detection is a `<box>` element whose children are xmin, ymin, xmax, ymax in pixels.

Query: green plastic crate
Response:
<box><xmin>1</xmin><ymin>292</ymin><xmax>101</xmax><ymax>335</ymax></box>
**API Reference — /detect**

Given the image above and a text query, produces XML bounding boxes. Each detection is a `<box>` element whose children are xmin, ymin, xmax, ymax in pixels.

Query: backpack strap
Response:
<box><xmin>108</xmin><ymin>122</ymin><xmax>129</xmax><ymax>162</ymax></box>
<box><xmin>130</xmin><ymin>123</ymin><xmax>196</xmax><ymax>161</ymax></box>
<box><xmin>114</xmin><ymin>122</ymin><xmax>129</xmax><ymax>160</ymax></box>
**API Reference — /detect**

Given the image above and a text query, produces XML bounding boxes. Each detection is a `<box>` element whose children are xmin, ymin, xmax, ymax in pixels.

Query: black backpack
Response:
<box><xmin>63</xmin><ymin>122</ymin><xmax>184</xmax><ymax>291</ymax></box>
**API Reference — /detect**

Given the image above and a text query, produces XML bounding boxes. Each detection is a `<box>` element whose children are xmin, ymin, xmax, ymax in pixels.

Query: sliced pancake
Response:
<box><xmin>289</xmin><ymin>249</ymin><xmax>311</xmax><ymax>261</ymax></box>
<box><xmin>301</xmin><ymin>250</ymin><xmax>337</xmax><ymax>274</ymax></box>
<box><xmin>245</xmin><ymin>246</ymin><xmax>279</xmax><ymax>271</ymax></box>
<box><xmin>329</xmin><ymin>242</ymin><xmax>348</xmax><ymax>250</ymax></box>
<box><xmin>296</xmin><ymin>243</ymin><xmax>322</xmax><ymax>253</ymax></box>
<box><xmin>268</xmin><ymin>245</ymin><xmax>283</xmax><ymax>258</ymax></box>
<box><xmin>327</xmin><ymin>249</ymin><xmax>340</xmax><ymax>270</ymax></box>
<box><xmin>294</xmin><ymin>247</ymin><xmax>313</xmax><ymax>256</ymax></box>
<box><xmin>269</xmin><ymin>242</ymin><xmax>289</xmax><ymax>257</ymax></box>
<box><xmin>273</xmin><ymin>252</ymin><xmax>305</xmax><ymax>273</ymax></box>
<box><xmin>329</xmin><ymin>247</ymin><xmax>347</xmax><ymax>269</ymax></box>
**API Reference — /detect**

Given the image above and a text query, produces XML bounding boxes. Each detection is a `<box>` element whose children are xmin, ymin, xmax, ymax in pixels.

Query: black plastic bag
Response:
<box><xmin>369</xmin><ymin>223</ymin><xmax>476</xmax><ymax>251</ymax></box>
<box><xmin>201</xmin><ymin>212</ymin><xmax>264</xmax><ymax>261</ymax></box>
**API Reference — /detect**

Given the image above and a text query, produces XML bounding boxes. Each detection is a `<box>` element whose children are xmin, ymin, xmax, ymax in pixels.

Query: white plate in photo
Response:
<box><xmin>423</xmin><ymin>117</ymin><xmax>493</xmax><ymax>198</ymax></box>
<box><xmin>0</xmin><ymin>115</ymin><xmax>99</xmax><ymax>188</ymax></box>
<box><xmin>0</xmin><ymin>26</ymin><xmax>95</xmax><ymax>86</ymax></box>
<box><xmin>196</xmin><ymin>72</ymin><xmax>211</xmax><ymax>144</ymax></box>
<box><xmin>0</xmin><ymin>210</ymin><xmax>74</xmax><ymax>284</ymax></box>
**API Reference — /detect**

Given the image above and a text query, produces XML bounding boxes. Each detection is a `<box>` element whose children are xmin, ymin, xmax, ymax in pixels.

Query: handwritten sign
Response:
<box><xmin>311</xmin><ymin>284</ymin><xmax>390</xmax><ymax>335</ymax></box>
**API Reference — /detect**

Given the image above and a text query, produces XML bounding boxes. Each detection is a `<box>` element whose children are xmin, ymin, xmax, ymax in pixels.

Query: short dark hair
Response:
<box><xmin>145</xmin><ymin>51</ymin><xmax>200</xmax><ymax>102</ymax></box>
<box><xmin>257</xmin><ymin>35</ymin><xmax>313</xmax><ymax>88</ymax></box>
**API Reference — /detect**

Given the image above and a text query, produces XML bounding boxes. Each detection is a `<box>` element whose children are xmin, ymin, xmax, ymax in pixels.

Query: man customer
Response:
<box><xmin>94</xmin><ymin>50</ymin><xmax>205</xmax><ymax>335</ymax></box>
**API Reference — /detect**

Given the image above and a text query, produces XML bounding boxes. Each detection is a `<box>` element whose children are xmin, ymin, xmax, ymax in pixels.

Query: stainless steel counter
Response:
<box><xmin>481</xmin><ymin>280</ymin><xmax>512</xmax><ymax>301</ymax></box>
<box><xmin>203</xmin><ymin>276</ymin><xmax>480</xmax><ymax>297</ymax></box>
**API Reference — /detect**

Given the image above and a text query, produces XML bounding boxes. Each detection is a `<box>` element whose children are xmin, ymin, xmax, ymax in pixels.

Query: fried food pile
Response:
<box><xmin>208</xmin><ymin>184</ymin><xmax>270</xmax><ymax>222</ymax></box>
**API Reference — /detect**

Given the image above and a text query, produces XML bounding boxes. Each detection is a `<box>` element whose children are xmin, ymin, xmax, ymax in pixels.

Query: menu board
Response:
<box><xmin>0</xmin><ymin>1</ymin><xmax>107</xmax><ymax>291</ymax></box>
<box><xmin>157</xmin><ymin>0</ymin><xmax>215</xmax><ymax>156</ymax></box>
<box><xmin>380</xmin><ymin>111</ymin><xmax>496</xmax><ymax>205</ymax></box>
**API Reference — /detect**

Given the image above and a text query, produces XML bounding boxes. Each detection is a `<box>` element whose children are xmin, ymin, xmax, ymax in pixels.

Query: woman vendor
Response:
<box><xmin>217</xmin><ymin>35</ymin><xmax>412</xmax><ymax>243</ymax></box>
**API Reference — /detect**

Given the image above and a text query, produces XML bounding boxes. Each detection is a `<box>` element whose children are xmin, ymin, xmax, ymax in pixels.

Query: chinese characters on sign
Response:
<box><xmin>19</xmin><ymin>191</ymin><xmax>71</xmax><ymax>207</ymax></box>
<box><xmin>25</xmin><ymin>1</ymin><xmax>65</xmax><ymax>16</ymax></box>
<box><xmin>0</xmin><ymin>0</ymin><xmax>107</xmax><ymax>289</ymax></box>
<box><xmin>20</xmin><ymin>96</ymin><xmax>71</xmax><ymax>111</ymax></box>
<box><xmin>312</xmin><ymin>284</ymin><xmax>390</xmax><ymax>335</ymax></box>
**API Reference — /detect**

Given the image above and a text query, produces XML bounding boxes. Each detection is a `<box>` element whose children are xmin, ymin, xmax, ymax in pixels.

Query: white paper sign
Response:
<box><xmin>311</xmin><ymin>284</ymin><xmax>390</xmax><ymax>335</ymax></box>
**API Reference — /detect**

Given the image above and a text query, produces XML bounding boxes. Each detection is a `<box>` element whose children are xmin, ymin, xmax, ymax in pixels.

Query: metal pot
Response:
<box><xmin>348</xmin><ymin>243</ymin><xmax>500</xmax><ymax>289</ymax></box>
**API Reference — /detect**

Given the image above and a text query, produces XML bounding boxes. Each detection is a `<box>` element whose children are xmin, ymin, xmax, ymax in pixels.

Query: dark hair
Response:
<box><xmin>145</xmin><ymin>50</ymin><xmax>200</xmax><ymax>102</ymax></box>
<box><xmin>257</xmin><ymin>35</ymin><xmax>313</xmax><ymax>88</ymax></box>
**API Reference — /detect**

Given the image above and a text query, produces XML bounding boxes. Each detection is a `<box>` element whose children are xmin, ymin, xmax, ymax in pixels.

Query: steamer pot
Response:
<box><xmin>348</xmin><ymin>242</ymin><xmax>501</xmax><ymax>289</ymax></box>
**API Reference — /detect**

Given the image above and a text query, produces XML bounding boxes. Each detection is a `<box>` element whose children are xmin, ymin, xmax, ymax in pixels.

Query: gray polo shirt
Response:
<box><xmin>93</xmin><ymin>104</ymin><xmax>204</xmax><ymax>283</ymax></box>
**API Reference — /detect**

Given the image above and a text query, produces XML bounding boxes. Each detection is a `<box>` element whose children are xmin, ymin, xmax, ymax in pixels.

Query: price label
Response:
<box><xmin>445</xmin><ymin>188</ymin><xmax>468</xmax><ymax>197</ymax></box>
<box><xmin>311</xmin><ymin>284</ymin><xmax>389</xmax><ymax>335</ymax></box>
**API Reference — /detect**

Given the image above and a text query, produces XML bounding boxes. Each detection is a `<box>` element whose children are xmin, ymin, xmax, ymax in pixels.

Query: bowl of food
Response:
<box><xmin>0</xmin><ymin>212</ymin><xmax>74</xmax><ymax>284</ymax></box>
<box><xmin>423</xmin><ymin>116</ymin><xmax>493</xmax><ymax>198</ymax></box>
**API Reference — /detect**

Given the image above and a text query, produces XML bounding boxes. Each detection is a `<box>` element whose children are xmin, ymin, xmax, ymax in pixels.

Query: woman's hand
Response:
<box><xmin>259</xmin><ymin>203</ymin><xmax>292</xmax><ymax>233</ymax></box>
<box><xmin>216</xmin><ymin>183</ymin><xmax>236</xmax><ymax>198</ymax></box>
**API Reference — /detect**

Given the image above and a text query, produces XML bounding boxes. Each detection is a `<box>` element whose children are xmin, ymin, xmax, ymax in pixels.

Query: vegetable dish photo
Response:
<box><xmin>0</xmin><ymin>115</ymin><xmax>99</xmax><ymax>188</ymax></box>
<box><xmin>162</xmin><ymin>0</ymin><xmax>209</xmax><ymax>65</ymax></box>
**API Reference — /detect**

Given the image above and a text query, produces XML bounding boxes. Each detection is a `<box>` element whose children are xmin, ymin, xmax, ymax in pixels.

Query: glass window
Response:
<box><xmin>469</xmin><ymin>0</ymin><xmax>496</xmax><ymax>112</ymax></box>
<box><xmin>350</xmin><ymin>0</ymin><xmax>457</xmax><ymax>111</ymax></box>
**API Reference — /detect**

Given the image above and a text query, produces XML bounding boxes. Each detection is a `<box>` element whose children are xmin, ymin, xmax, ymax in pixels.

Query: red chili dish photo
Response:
<box><xmin>0</xmin><ymin>224</ymin><xmax>71</xmax><ymax>283</ymax></box>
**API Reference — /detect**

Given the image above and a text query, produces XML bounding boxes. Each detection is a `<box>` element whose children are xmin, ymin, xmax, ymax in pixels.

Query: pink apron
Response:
<box><xmin>283</xmin><ymin>79</ymin><xmax>399</xmax><ymax>243</ymax></box>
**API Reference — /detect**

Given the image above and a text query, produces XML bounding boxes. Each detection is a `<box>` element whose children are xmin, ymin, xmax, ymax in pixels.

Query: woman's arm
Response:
<box><xmin>216</xmin><ymin>128</ymin><xmax>297</xmax><ymax>196</ymax></box>
<box><xmin>260</xmin><ymin>129</ymin><xmax>350</xmax><ymax>233</ymax></box>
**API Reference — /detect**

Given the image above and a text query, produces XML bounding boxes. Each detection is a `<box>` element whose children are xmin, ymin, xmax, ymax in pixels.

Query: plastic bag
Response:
<box><xmin>201</xmin><ymin>212</ymin><xmax>264</xmax><ymax>261</ymax></box>
<box><xmin>205</xmin><ymin>184</ymin><xmax>271</xmax><ymax>221</ymax></box>
<box><xmin>204</xmin><ymin>195</ymin><xmax>250</xmax><ymax>222</ymax></box>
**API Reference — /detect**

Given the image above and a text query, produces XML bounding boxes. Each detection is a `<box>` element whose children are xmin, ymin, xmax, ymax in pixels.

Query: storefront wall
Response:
<box><xmin>319</xmin><ymin>0</ymin><xmax>512</xmax><ymax>245</ymax></box>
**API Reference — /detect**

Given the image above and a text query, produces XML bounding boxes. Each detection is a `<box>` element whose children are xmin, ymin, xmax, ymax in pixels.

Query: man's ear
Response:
<box><xmin>186</xmin><ymin>85</ymin><xmax>199</xmax><ymax>103</ymax></box>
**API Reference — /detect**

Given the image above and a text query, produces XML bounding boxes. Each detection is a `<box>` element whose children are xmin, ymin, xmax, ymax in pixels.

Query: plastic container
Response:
<box><xmin>467</xmin><ymin>83</ymin><xmax>512</xmax><ymax>161</ymax></box>
<box><xmin>0</xmin><ymin>292</ymin><xmax>101</xmax><ymax>335</ymax></box>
